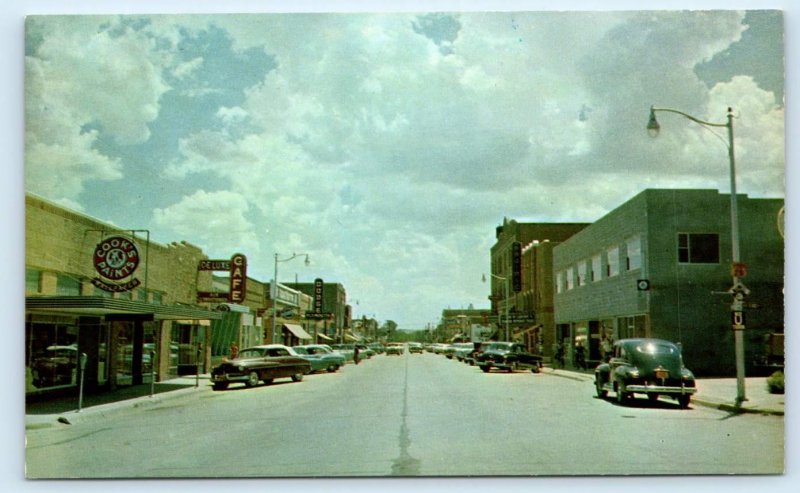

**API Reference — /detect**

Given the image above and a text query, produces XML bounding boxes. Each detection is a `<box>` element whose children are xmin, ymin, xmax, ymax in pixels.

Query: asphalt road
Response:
<box><xmin>25</xmin><ymin>351</ymin><xmax>784</xmax><ymax>478</ymax></box>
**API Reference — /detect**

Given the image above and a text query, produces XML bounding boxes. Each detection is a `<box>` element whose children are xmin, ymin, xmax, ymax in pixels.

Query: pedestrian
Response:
<box><xmin>553</xmin><ymin>341</ymin><xmax>564</xmax><ymax>368</ymax></box>
<box><xmin>229</xmin><ymin>341</ymin><xmax>239</xmax><ymax>360</ymax></box>
<box><xmin>575</xmin><ymin>342</ymin><xmax>586</xmax><ymax>370</ymax></box>
<box><xmin>353</xmin><ymin>345</ymin><xmax>360</xmax><ymax>365</ymax></box>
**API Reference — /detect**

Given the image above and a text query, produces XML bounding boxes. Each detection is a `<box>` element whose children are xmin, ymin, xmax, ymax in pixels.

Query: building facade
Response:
<box><xmin>286</xmin><ymin>281</ymin><xmax>348</xmax><ymax>343</ymax></box>
<box><xmin>438</xmin><ymin>308</ymin><xmax>492</xmax><ymax>342</ymax></box>
<box><xmin>553</xmin><ymin>189</ymin><xmax>784</xmax><ymax>376</ymax></box>
<box><xmin>25</xmin><ymin>194</ymin><xmax>222</xmax><ymax>396</ymax></box>
<box><xmin>489</xmin><ymin>219</ymin><xmax>588</xmax><ymax>355</ymax></box>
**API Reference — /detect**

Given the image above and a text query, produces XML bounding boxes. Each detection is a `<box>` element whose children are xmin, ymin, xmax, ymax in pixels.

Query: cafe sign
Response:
<box><xmin>91</xmin><ymin>235</ymin><xmax>141</xmax><ymax>293</ymax></box>
<box><xmin>197</xmin><ymin>253</ymin><xmax>247</xmax><ymax>303</ymax></box>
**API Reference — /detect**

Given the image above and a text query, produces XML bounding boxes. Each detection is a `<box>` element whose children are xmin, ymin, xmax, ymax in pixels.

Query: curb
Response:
<box><xmin>25</xmin><ymin>383</ymin><xmax>213</xmax><ymax>429</ymax></box>
<box><xmin>690</xmin><ymin>398</ymin><xmax>785</xmax><ymax>416</ymax></box>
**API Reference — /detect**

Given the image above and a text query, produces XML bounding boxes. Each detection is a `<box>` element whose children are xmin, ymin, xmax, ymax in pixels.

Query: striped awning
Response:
<box><xmin>283</xmin><ymin>323</ymin><xmax>312</xmax><ymax>340</ymax></box>
<box><xmin>316</xmin><ymin>332</ymin><xmax>334</xmax><ymax>341</ymax></box>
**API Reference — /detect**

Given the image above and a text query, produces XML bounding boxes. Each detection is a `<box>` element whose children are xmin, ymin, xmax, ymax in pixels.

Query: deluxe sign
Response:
<box><xmin>92</xmin><ymin>235</ymin><xmax>141</xmax><ymax>293</ymax></box>
<box><xmin>196</xmin><ymin>253</ymin><xmax>247</xmax><ymax>303</ymax></box>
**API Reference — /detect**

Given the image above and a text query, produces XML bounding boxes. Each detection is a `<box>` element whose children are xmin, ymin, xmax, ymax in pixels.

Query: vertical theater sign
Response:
<box><xmin>91</xmin><ymin>235</ymin><xmax>142</xmax><ymax>293</ymax></box>
<box><xmin>196</xmin><ymin>253</ymin><xmax>248</xmax><ymax>303</ymax></box>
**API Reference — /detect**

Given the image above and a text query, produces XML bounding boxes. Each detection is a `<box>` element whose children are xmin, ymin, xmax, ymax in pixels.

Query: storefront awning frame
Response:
<box><xmin>282</xmin><ymin>323</ymin><xmax>312</xmax><ymax>340</ymax></box>
<box><xmin>26</xmin><ymin>296</ymin><xmax>224</xmax><ymax>321</ymax></box>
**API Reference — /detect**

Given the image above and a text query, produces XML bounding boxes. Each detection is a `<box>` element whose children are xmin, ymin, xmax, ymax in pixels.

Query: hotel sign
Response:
<box><xmin>91</xmin><ymin>235</ymin><xmax>141</xmax><ymax>293</ymax></box>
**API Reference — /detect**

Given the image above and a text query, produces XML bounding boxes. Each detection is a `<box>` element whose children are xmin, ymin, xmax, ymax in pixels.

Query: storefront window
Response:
<box><xmin>56</xmin><ymin>273</ymin><xmax>81</xmax><ymax>296</ymax></box>
<box><xmin>26</xmin><ymin>317</ymin><xmax>79</xmax><ymax>391</ymax></box>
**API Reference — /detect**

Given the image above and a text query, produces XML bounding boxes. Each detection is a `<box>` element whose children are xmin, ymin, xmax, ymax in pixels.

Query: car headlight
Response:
<box><xmin>238</xmin><ymin>365</ymin><xmax>245</xmax><ymax>372</ymax></box>
<box><xmin>628</xmin><ymin>368</ymin><xmax>640</xmax><ymax>378</ymax></box>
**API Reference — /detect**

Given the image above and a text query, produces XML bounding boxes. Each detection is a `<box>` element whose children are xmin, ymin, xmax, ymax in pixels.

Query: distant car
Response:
<box><xmin>452</xmin><ymin>342</ymin><xmax>477</xmax><ymax>362</ymax></box>
<box><xmin>293</xmin><ymin>344</ymin><xmax>346</xmax><ymax>373</ymax></box>
<box><xmin>210</xmin><ymin>344</ymin><xmax>311</xmax><ymax>391</ymax></box>
<box><xmin>594</xmin><ymin>338</ymin><xmax>696</xmax><ymax>408</ymax></box>
<box><xmin>408</xmin><ymin>342</ymin><xmax>423</xmax><ymax>354</ymax></box>
<box><xmin>385</xmin><ymin>343</ymin><xmax>404</xmax><ymax>355</ymax></box>
<box><xmin>476</xmin><ymin>342</ymin><xmax>543</xmax><ymax>373</ymax></box>
<box><xmin>432</xmin><ymin>343</ymin><xmax>451</xmax><ymax>354</ymax></box>
<box><xmin>355</xmin><ymin>344</ymin><xmax>374</xmax><ymax>360</ymax></box>
<box><xmin>31</xmin><ymin>345</ymin><xmax>78</xmax><ymax>388</ymax></box>
<box><xmin>368</xmin><ymin>343</ymin><xmax>385</xmax><ymax>355</ymax></box>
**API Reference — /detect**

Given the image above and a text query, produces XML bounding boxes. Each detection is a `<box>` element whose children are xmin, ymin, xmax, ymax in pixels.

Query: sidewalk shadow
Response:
<box><xmin>25</xmin><ymin>382</ymin><xmax>196</xmax><ymax>415</ymax></box>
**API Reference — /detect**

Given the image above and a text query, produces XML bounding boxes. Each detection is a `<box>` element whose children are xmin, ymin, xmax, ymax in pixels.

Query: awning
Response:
<box><xmin>26</xmin><ymin>296</ymin><xmax>224</xmax><ymax>321</ymax></box>
<box><xmin>316</xmin><ymin>332</ymin><xmax>334</xmax><ymax>341</ymax></box>
<box><xmin>283</xmin><ymin>323</ymin><xmax>312</xmax><ymax>340</ymax></box>
<box><xmin>344</xmin><ymin>333</ymin><xmax>360</xmax><ymax>342</ymax></box>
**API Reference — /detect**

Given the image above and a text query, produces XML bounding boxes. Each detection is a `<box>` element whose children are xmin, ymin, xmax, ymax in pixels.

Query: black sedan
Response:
<box><xmin>210</xmin><ymin>344</ymin><xmax>311</xmax><ymax>391</ymax></box>
<box><xmin>594</xmin><ymin>338</ymin><xmax>696</xmax><ymax>408</ymax></box>
<box><xmin>476</xmin><ymin>342</ymin><xmax>543</xmax><ymax>373</ymax></box>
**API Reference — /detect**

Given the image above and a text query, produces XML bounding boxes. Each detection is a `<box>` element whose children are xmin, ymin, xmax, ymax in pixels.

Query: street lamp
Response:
<box><xmin>272</xmin><ymin>252</ymin><xmax>310</xmax><ymax>344</ymax></box>
<box><xmin>647</xmin><ymin>105</ymin><xmax>748</xmax><ymax>404</ymax></box>
<box><xmin>483</xmin><ymin>273</ymin><xmax>510</xmax><ymax>341</ymax></box>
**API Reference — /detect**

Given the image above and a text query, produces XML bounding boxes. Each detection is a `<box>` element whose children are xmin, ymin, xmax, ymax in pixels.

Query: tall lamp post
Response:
<box><xmin>647</xmin><ymin>105</ymin><xmax>748</xmax><ymax>404</ymax></box>
<box><xmin>483</xmin><ymin>273</ymin><xmax>510</xmax><ymax>341</ymax></box>
<box><xmin>272</xmin><ymin>252</ymin><xmax>310</xmax><ymax>344</ymax></box>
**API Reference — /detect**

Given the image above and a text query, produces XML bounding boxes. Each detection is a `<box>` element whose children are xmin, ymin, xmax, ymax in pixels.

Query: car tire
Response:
<box><xmin>595</xmin><ymin>378</ymin><xmax>607</xmax><ymax>398</ymax></box>
<box><xmin>291</xmin><ymin>373</ymin><xmax>304</xmax><ymax>382</ymax></box>
<box><xmin>480</xmin><ymin>365</ymin><xmax>490</xmax><ymax>373</ymax></box>
<box><xmin>678</xmin><ymin>394</ymin><xmax>691</xmax><ymax>409</ymax></box>
<box><xmin>531</xmin><ymin>363</ymin><xmax>541</xmax><ymax>374</ymax></box>
<box><xmin>245</xmin><ymin>371</ymin><xmax>260</xmax><ymax>388</ymax></box>
<box><xmin>648</xmin><ymin>393</ymin><xmax>660</xmax><ymax>403</ymax></box>
<box><xmin>213</xmin><ymin>382</ymin><xmax>229</xmax><ymax>391</ymax></box>
<box><xmin>263</xmin><ymin>378</ymin><xmax>274</xmax><ymax>385</ymax></box>
<box><xmin>327</xmin><ymin>364</ymin><xmax>338</xmax><ymax>373</ymax></box>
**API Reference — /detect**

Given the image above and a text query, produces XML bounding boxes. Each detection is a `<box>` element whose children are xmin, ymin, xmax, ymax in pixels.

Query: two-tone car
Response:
<box><xmin>210</xmin><ymin>344</ymin><xmax>311</xmax><ymax>391</ymax></box>
<box><xmin>476</xmin><ymin>342</ymin><xmax>543</xmax><ymax>373</ymax></box>
<box><xmin>594</xmin><ymin>338</ymin><xmax>696</xmax><ymax>408</ymax></box>
<box><xmin>293</xmin><ymin>344</ymin><xmax>346</xmax><ymax>373</ymax></box>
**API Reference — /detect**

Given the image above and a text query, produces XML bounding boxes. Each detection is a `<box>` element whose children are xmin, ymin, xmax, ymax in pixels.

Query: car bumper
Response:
<box><xmin>625</xmin><ymin>384</ymin><xmax>696</xmax><ymax>395</ymax></box>
<box><xmin>211</xmin><ymin>373</ymin><xmax>249</xmax><ymax>383</ymax></box>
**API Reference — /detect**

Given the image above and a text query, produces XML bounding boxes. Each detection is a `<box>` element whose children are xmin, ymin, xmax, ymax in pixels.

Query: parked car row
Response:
<box><xmin>210</xmin><ymin>342</ymin><xmax>396</xmax><ymax>391</ymax></box>
<box><xmin>431</xmin><ymin>341</ymin><xmax>544</xmax><ymax>373</ymax></box>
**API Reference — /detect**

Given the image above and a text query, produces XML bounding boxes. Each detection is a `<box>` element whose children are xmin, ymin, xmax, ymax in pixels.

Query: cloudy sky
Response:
<box><xmin>21</xmin><ymin>4</ymin><xmax>785</xmax><ymax>330</ymax></box>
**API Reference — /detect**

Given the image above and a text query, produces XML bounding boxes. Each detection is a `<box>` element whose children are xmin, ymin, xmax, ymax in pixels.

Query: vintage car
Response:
<box><xmin>449</xmin><ymin>342</ymin><xmax>475</xmax><ymax>361</ymax></box>
<box><xmin>293</xmin><ymin>344</ymin><xmax>346</xmax><ymax>373</ymax></box>
<box><xmin>385</xmin><ymin>342</ymin><xmax>404</xmax><ymax>355</ymax></box>
<box><xmin>30</xmin><ymin>345</ymin><xmax>78</xmax><ymax>388</ymax></box>
<box><xmin>329</xmin><ymin>344</ymin><xmax>355</xmax><ymax>363</ymax></box>
<box><xmin>407</xmin><ymin>342</ymin><xmax>423</xmax><ymax>354</ymax></box>
<box><xmin>210</xmin><ymin>344</ymin><xmax>311</xmax><ymax>391</ymax></box>
<box><xmin>594</xmin><ymin>338</ymin><xmax>696</xmax><ymax>408</ymax></box>
<box><xmin>476</xmin><ymin>342</ymin><xmax>543</xmax><ymax>373</ymax></box>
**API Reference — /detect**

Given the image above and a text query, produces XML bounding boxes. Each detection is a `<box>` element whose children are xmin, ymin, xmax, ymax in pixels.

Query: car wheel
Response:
<box><xmin>263</xmin><ymin>378</ymin><xmax>274</xmax><ymax>385</ymax></box>
<box><xmin>595</xmin><ymin>378</ymin><xmax>607</xmax><ymax>398</ymax></box>
<box><xmin>648</xmin><ymin>393</ymin><xmax>660</xmax><ymax>403</ymax></box>
<box><xmin>531</xmin><ymin>363</ymin><xmax>542</xmax><ymax>374</ymax></box>
<box><xmin>245</xmin><ymin>371</ymin><xmax>260</xmax><ymax>388</ymax></box>
<box><xmin>678</xmin><ymin>394</ymin><xmax>691</xmax><ymax>409</ymax></box>
<box><xmin>616</xmin><ymin>384</ymin><xmax>629</xmax><ymax>405</ymax></box>
<box><xmin>480</xmin><ymin>365</ymin><xmax>490</xmax><ymax>373</ymax></box>
<box><xmin>327</xmin><ymin>364</ymin><xmax>338</xmax><ymax>373</ymax></box>
<box><xmin>291</xmin><ymin>373</ymin><xmax>304</xmax><ymax>382</ymax></box>
<box><xmin>212</xmin><ymin>382</ymin><xmax>229</xmax><ymax>391</ymax></box>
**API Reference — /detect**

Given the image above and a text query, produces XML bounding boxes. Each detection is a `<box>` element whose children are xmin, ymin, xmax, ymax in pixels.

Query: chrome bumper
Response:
<box><xmin>626</xmin><ymin>384</ymin><xmax>696</xmax><ymax>395</ymax></box>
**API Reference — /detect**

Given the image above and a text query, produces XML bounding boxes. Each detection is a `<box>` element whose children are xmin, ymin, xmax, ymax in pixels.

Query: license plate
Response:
<box><xmin>655</xmin><ymin>369</ymin><xmax>669</xmax><ymax>379</ymax></box>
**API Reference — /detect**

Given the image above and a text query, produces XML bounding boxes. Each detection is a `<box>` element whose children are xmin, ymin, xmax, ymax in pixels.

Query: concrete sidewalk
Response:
<box><xmin>547</xmin><ymin>368</ymin><xmax>785</xmax><ymax>416</ymax></box>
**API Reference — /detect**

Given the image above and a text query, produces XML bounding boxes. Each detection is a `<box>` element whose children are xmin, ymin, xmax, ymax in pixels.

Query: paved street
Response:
<box><xmin>25</xmin><ymin>352</ymin><xmax>784</xmax><ymax>478</ymax></box>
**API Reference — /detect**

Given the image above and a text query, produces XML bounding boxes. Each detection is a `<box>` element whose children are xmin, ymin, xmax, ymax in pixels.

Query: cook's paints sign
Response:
<box><xmin>91</xmin><ymin>235</ymin><xmax>141</xmax><ymax>293</ymax></box>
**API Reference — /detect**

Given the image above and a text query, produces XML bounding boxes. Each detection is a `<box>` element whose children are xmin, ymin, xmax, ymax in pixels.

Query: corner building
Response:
<box><xmin>553</xmin><ymin>189</ymin><xmax>784</xmax><ymax>376</ymax></box>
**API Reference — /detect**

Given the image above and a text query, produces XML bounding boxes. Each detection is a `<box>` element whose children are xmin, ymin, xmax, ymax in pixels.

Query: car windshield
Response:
<box><xmin>634</xmin><ymin>341</ymin><xmax>679</xmax><ymax>355</ymax></box>
<box><xmin>236</xmin><ymin>349</ymin><xmax>264</xmax><ymax>359</ymax></box>
<box><xmin>293</xmin><ymin>347</ymin><xmax>309</xmax><ymax>355</ymax></box>
<box><xmin>485</xmin><ymin>343</ymin><xmax>513</xmax><ymax>351</ymax></box>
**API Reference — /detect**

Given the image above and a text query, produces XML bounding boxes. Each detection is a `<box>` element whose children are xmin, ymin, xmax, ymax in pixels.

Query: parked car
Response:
<box><xmin>210</xmin><ymin>344</ymin><xmax>311</xmax><ymax>391</ymax></box>
<box><xmin>476</xmin><ymin>342</ymin><xmax>543</xmax><ymax>373</ymax></box>
<box><xmin>432</xmin><ymin>343</ymin><xmax>451</xmax><ymax>354</ymax></box>
<box><xmin>355</xmin><ymin>344</ymin><xmax>374</xmax><ymax>359</ymax></box>
<box><xmin>30</xmin><ymin>345</ymin><xmax>78</xmax><ymax>388</ymax></box>
<box><xmin>594</xmin><ymin>338</ymin><xmax>696</xmax><ymax>408</ymax></box>
<box><xmin>408</xmin><ymin>342</ymin><xmax>423</xmax><ymax>354</ymax></box>
<box><xmin>293</xmin><ymin>344</ymin><xmax>346</xmax><ymax>373</ymax></box>
<box><xmin>368</xmin><ymin>343</ymin><xmax>386</xmax><ymax>355</ymax></box>
<box><xmin>452</xmin><ymin>342</ymin><xmax>476</xmax><ymax>362</ymax></box>
<box><xmin>385</xmin><ymin>342</ymin><xmax>404</xmax><ymax>355</ymax></box>
<box><xmin>463</xmin><ymin>342</ymin><xmax>485</xmax><ymax>366</ymax></box>
<box><xmin>329</xmin><ymin>344</ymin><xmax>355</xmax><ymax>363</ymax></box>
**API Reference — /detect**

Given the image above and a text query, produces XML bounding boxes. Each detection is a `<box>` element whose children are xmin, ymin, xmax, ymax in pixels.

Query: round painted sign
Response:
<box><xmin>93</xmin><ymin>236</ymin><xmax>140</xmax><ymax>281</ymax></box>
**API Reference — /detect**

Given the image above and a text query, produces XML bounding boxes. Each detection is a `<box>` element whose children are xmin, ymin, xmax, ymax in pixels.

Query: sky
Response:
<box><xmin>21</xmin><ymin>5</ymin><xmax>785</xmax><ymax>331</ymax></box>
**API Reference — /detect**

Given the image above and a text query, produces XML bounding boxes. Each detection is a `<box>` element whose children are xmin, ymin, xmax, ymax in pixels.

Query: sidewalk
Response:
<box><xmin>25</xmin><ymin>374</ymin><xmax>215</xmax><ymax>428</ymax></box>
<box><xmin>547</xmin><ymin>368</ymin><xmax>785</xmax><ymax>416</ymax></box>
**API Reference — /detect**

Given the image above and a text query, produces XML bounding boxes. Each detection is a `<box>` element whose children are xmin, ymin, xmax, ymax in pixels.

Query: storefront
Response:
<box><xmin>25</xmin><ymin>296</ymin><xmax>221</xmax><ymax>396</ymax></box>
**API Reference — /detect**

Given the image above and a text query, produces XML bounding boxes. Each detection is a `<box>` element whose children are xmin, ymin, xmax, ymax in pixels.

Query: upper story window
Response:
<box><xmin>26</xmin><ymin>268</ymin><xmax>42</xmax><ymax>294</ymax></box>
<box><xmin>56</xmin><ymin>273</ymin><xmax>81</xmax><ymax>296</ymax></box>
<box><xmin>678</xmin><ymin>233</ymin><xmax>720</xmax><ymax>264</ymax></box>
<box><xmin>577</xmin><ymin>262</ymin><xmax>587</xmax><ymax>287</ymax></box>
<box><xmin>566</xmin><ymin>267</ymin><xmax>575</xmax><ymax>290</ymax></box>
<box><xmin>606</xmin><ymin>247</ymin><xmax>620</xmax><ymax>277</ymax></box>
<box><xmin>591</xmin><ymin>254</ymin><xmax>601</xmax><ymax>282</ymax></box>
<box><xmin>626</xmin><ymin>236</ymin><xmax>642</xmax><ymax>271</ymax></box>
<box><xmin>556</xmin><ymin>271</ymin><xmax>564</xmax><ymax>294</ymax></box>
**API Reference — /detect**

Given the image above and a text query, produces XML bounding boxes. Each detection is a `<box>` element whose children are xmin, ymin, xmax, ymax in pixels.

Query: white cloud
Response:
<box><xmin>151</xmin><ymin>190</ymin><xmax>260</xmax><ymax>257</ymax></box>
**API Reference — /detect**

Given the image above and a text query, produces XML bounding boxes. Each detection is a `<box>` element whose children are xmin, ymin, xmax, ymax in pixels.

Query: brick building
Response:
<box><xmin>553</xmin><ymin>189</ymin><xmax>784</xmax><ymax>376</ymax></box>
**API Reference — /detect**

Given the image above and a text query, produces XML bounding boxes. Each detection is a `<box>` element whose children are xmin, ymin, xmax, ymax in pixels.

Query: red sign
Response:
<box><xmin>228</xmin><ymin>253</ymin><xmax>247</xmax><ymax>303</ymax></box>
<box><xmin>732</xmin><ymin>262</ymin><xmax>748</xmax><ymax>278</ymax></box>
<box><xmin>314</xmin><ymin>278</ymin><xmax>324</xmax><ymax>312</ymax></box>
<box><xmin>92</xmin><ymin>235</ymin><xmax>141</xmax><ymax>292</ymax></box>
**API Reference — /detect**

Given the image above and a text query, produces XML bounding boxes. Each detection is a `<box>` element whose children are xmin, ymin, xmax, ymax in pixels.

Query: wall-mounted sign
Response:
<box><xmin>314</xmin><ymin>278</ymin><xmax>324</xmax><ymax>313</ymax></box>
<box><xmin>305</xmin><ymin>312</ymin><xmax>333</xmax><ymax>320</ymax></box>
<box><xmin>512</xmin><ymin>242</ymin><xmax>522</xmax><ymax>292</ymax></box>
<box><xmin>197</xmin><ymin>253</ymin><xmax>247</xmax><ymax>303</ymax></box>
<box><xmin>92</xmin><ymin>235</ymin><xmax>141</xmax><ymax>293</ymax></box>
